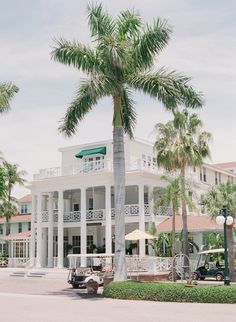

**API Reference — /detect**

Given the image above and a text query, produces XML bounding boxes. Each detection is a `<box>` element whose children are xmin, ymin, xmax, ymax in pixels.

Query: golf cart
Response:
<box><xmin>67</xmin><ymin>267</ymin><xmax>103</xmax><ymax>289</ymax></box>
<box><xmin>67</xmin><ymin>254</ymin><xmax>113</xmax><ymax>289</ymax></box>
<box><xmin>192</xmin><ymin>248</ymin><xmax>225</xmax><ymax>281</ymax></box>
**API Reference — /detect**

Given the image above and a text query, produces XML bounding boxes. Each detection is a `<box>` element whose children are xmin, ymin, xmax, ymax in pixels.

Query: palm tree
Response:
<box><xmin>153</xmin><ymin>175</ymin><xmax>193</xmax><ymax>280</ymax></box>
<box><xmin>1</xmin><ymin>161</ymin><xmax>26</xmax><ymax>235</ymax></box>
<box><xmin>154</xmin><ymin>109</ymin><xmax>211</xmax><ymax>262</ymax></box>
<box><xmin>0</xmin><ymin>166</ymin><xmax>7</xmax><ymax>200</ymax></box>
<box><xmin>51</xmin><ymin>4</ymin><xmax>203</xmax><ymax>281</ymax></box>
<box><xmin>0</xmin><ymin>82</ymin><xmax>19</xmax><ymax>113</ymax></box>
<box><xmin>203</xmin><ymin>182</ymin><xmax>236</xmax><ymax>281</ymax></box>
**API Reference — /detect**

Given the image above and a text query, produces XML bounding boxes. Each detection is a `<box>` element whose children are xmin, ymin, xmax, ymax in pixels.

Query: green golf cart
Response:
<box><xmin>192</xmin><ymin>248</ymin><xmax>225</xmax><ymax>281</ymax></box>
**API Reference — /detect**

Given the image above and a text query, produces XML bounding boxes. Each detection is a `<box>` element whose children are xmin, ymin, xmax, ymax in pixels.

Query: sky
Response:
<box><xmin>0</xmin><ymin>0</ymin><xmax>235</xmax><ymax>197</ymax></box>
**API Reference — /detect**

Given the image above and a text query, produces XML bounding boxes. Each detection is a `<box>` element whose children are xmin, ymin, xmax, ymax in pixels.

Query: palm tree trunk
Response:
<box><xmin>113</xmin><ymin>125</ymin><xmax>127</xmax><ymax>281</ymax></box>
<box><xmin>227</xmin><ymin>226</ymin><xmax>235</xmax><ymax>282</ymax></box>
<box><xmin>6</xmin><ymin>217</ymin><xmax>10</xmax><ymax>236</ymax></box>
<box><xmin>172</xmin><ymin>208</ymin><xmax>176</xmax><ymax>282</ymax></box>
<box><xmin>180</xmin><ymin>167</ymin><xmax>189</xmax><ymax>270</ymax></box>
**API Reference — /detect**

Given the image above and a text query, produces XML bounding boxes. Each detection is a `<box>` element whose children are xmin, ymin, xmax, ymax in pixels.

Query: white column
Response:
<box><xmin>36</xmin><ymin>193</ymin><xmax>42</xmax><ymax>268</ymax></box>
<box><xmin>105</xmin><ymin>184</ymin><xmax>112</xmax><ymax>255</ymax></box>
<box><xmin>80</xmin><ymin>187</ymin><xmax>87</xmax><ymax>267</ymax></box>
<box><xmin>48</xmin><ymin>193</ymin><xmax>54</xmax><ymax>267</ymax></box>
<box><xmin>149</xmin><ymin>185</ymin><xmax>155</xmax><ymax>221</ymax></box>
<box><xmin>57</xmin><ymin>190</ymin><xmax>64</xmax><ymax>268</ymax></box>
<box><xmin>138</xmin><ymin>184</ymin><xmax>145</xmax><ymax>256</ymax></box>
<box><xmin>30</xmin><ymin>194</ymin><xmax>36</xmax><ymax>266</ymax></box>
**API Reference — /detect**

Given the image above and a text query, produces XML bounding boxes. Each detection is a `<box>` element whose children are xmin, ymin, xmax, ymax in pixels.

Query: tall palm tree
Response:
<box><xmin>0</xmin><ymin>82</ymin><xmax>19</xmax><ymax>113</ymax></box>
<box><xmin>154</xmin><ymin>109</ymin><xmax>211</xmax><ymax>262</ymax></box>
<box><xmin>0</xmin><ymin>166</ymin><xmax>7</xmax><ymax>200</ymax></box>
<box><xmin>51</xmin><ymin>4</ymin><xmax>203</xmax><ymax>281</ymax></box>
<box><xmin>203</xmin><ymin>182</ymin><xmax>236</xmax><ymax>281</ymax></box>
<box><xmin>1</xmin><ymin>161</ymin><xmax>26</xmax><ymax>235</ymax></box>
<box><xmin>153</xmin><ymin>175</ymin><xmax>193</xmax><ymax>280</ymax></box>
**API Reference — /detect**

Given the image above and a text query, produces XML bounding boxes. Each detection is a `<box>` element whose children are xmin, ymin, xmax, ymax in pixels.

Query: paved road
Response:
<box><xmin>0</xmin><ymin>275</ymin><xmax>235</xmax><ymax>322</ymax></box>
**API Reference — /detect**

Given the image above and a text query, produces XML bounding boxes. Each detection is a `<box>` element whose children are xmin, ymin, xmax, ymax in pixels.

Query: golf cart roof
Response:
<box><xmin>198</xmin><ymin>248</ymin><xmax>225</xmax><ymax>255</ymax></box>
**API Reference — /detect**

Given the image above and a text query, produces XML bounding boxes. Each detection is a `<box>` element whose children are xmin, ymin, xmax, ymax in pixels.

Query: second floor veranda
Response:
<box><xmin>34</xmin><ymin>185</ymin><xmax>172</xmax><ymax>224</ymax></box>
<box><xmin>33</xmin><ymin>156</ymin><xmax>161</xmax><ymax>181</ymax></box>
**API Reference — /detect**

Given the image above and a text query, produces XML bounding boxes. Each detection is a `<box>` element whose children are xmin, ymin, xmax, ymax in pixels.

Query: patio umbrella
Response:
<box><xmin>125</xmin><ymin>229</ymin><xmax>155</xmax><ymax>241</ymax></box>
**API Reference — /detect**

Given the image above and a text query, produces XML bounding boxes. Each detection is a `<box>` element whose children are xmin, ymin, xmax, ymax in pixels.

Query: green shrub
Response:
<box><xmin>103</xmin><ymin>281</ymin><xmax>236</xmax><ymax>304</ymax></box>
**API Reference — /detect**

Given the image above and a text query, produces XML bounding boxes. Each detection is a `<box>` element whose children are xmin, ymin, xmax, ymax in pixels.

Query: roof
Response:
<box><xmin>1</xmin><ymin>231</ymin><xmax>31</xmax><ymax>240</ymax></box>
<box><xmin>18</xmin><ymin>194</ymin><xmax>32</xmax><ymax>203</ymax></box>
<box><xmin>0</xmin><ymin>214</ymin><xmax>31</xmax><ymax>224</ymax></box>
<box><xmin>213</xmin><ymin>162</ymin><xmax>236</xmax><ymax>169</ymax></box>
<box><xmin>157</xmin><ymin>215</ymin><xmax>226</xmax><ymax>233</ymax></box>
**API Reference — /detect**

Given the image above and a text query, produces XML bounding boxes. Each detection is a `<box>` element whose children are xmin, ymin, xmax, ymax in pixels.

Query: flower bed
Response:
<box><xmin>103</xmin><ymin>281</ymin><xmax>236</xmax><ymax>304</ymax></box>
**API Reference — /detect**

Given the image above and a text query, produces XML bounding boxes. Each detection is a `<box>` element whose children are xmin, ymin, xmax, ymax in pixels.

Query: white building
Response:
<box><xmin>27</xmin><ymin>137</ymin><xmax>236</xmax><ymax>268</ymax></box>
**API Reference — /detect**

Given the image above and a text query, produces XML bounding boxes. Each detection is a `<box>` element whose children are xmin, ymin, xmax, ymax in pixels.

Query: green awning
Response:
<box><xmin>75</xmin><ymin>146</ymin><xmax>107</xmax><ymax>159</ymax></box>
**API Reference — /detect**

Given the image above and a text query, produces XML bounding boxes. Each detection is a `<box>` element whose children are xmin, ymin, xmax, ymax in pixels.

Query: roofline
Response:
<box><xmin>203</xmin><ymin>162</ymin><xmax>236</xmax><ymax>178</ymax></box>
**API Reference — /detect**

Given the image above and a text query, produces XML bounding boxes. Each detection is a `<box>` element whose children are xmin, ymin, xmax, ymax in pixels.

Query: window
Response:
<box><xmin>219</xmin><ymin>172</ymin><xmax>221</xmax><ymax>184</ymax></box>
<box><xmin>87</xmin><ymin>235</ymin><xmax>94</xmax><ymax>253</ymax></box>
<box><xmin>88</xmin><ymin>198</ymin><xmax>93</xmax><ymax>210</ymax></box>
<box><xmin>200</xmin><ymin>168</ymin><xmax>203</xmax><ymax>181</ymax></box>
<box><xmin>18</xmin><ymin>223</ymin><xmax>22</xmax><ymax>233</ymax></box>
<box><xmin>28</xmin><ymin>222</ymin><xmax>31</xmax><ymax>231</ymax></box>
<box><xmin>72</xmin><ymin>236</ymin><xmax>81</xmax><ymax>254</ymax></box>
<box><xmin>73</xmin><ymin>203</ymin><xmax>80</xmax><ymax>212</ymax></box>
<box><xmin>203</xmin><ymin>168</ymin><xmax>207</xmax><ymax>182</ymax></box>
<box><xmin>144</xmin><ymin>192</ymin><xmax>149</xmax><ymax>205</ymax></box>
<box><xmin>0</xmin><ymin>224</ymin><xmax>3</xmax><ymax>235</ymax></box>
<box><xmin>20</xmin><ymin>204</ymin><xmax>28</xmax><ymax>214</ymax></box>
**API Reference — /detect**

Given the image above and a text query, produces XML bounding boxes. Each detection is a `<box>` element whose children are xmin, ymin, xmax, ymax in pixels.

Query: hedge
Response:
<box><xmin>103</xmin><ymin>281</ymin><xmax>236</xmax><ymax>304</ymax></box>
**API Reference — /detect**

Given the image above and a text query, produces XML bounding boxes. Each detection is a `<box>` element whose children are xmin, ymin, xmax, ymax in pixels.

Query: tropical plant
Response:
<box><xmin>0</xmin><ymin>166</ymin><xmax>7</xmax><ymax>200</ymax></box>
<box><xmin>203</xmin><ymin>182</ymin><xmax>236</xmax><ymax>281</ymax></box>
<box><xmin>154</xmin><ymin>109</ymin><xmax>211</xmax><ymax>262</ymax></box>
<box><xmin>153</xmin><ymin>175</ymin><xmax>193</xmax><ymax>280</ymax></box>
<box><xmin>0</xmin><ymin>161</ymin><xmax>26</xmax><ymax>235</ymax></box>
<box><xmin>0</xmin><ymin>82</ymin><xmax>19</xmax><ymax>113</ymax></box>
<box><xmin>51</xmin><ymin>4</ymin><xmax>203</xmax><ymax>281</ymax></box>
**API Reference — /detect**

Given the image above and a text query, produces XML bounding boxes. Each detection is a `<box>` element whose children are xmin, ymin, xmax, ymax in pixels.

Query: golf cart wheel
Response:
<box><xmin>72</xmin><ymin>284</ymin><xmax>79</xmax><ymax>289</ymax></box>
<box><xmin>215</xmin><ymin>273</ymin><xmax>223</xmax><ymax>281</ymax></box>
<box><xmin>192</xmin><ymin>273</ymin><xmax>199</xmax><ymax>280</ymax></box>
<box><xmin>200</xmin><ymin>277</ymin><xmax>205</xmax><ymax>281</ymax></box>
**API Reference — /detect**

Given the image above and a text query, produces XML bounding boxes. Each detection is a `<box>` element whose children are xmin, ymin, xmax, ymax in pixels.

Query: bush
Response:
<box><xmin>103</xmin><ymin>281</ymin><xmax>236</xmax><ymax>304</ymax></box>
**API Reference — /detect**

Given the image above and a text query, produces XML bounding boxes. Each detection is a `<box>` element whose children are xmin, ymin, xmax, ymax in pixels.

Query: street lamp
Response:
<box><xmin>216</xmin><ymin>205</ymin><xmax>233</xmax><ymax>286</ymax></box>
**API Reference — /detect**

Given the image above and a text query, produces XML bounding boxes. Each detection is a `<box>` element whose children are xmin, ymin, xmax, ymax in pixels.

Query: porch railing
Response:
<box><xmin>35</xmin><ymin>203</ymin><xmax>172</xmax><ymax>223</ymax></box>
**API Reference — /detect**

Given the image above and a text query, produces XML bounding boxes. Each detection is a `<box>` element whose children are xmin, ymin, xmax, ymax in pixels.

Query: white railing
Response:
<box><xmin>33</xmin><ymin>157</ymin><xmax>166</xmax><ymax>181</ymax></box>
<box><xmin>33</xmin><ymin>160</ymin><xmax>112</xmax><ymax>180</ymax></box>
<box><xmin>7</xmin><ymin>257</ymin><xmax>29</xmax><ymax>268</ymax></box>
<box><xmin>36</xmin><ymin>204</ymin><xmax>153</xmax><ymax>223</ymax></box>
<box><xmin>155</xmin><ymin>257</ymin><xmax>172</xmax><ymax>272</ymax></box>
<box><xmin>63</xmin><ymin>211</ymin><xmax>81</xmax><ymax>222</ymax></box>
<box><xmin>156</xmin><ymin>206</ymin><xmax>172</xmax><ymax>217</ymax></box>
<box><xmin>42</xmin><ymin>211</ymin><xmax>49</xmax><ymax>222</ymax></box>
<box><xmin>86</xmin><ymin>209</ymin><xmax>105</xmax><ymax>221</ymax></box>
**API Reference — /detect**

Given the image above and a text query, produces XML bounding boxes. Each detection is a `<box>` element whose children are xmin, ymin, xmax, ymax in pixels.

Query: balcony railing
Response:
<box><xmin>33</xmin><ymin>158</ymin><xmax>165</xmax><ymax>181</ymax></box>
<box><xmin>33</xmin><ymin>160</ymin><xmax>112</xmax><ymax>180</ymax></box>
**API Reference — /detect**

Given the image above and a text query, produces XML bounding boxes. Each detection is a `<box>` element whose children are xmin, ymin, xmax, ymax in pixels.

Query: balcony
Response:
<box><xmin>36</xmin><ymin>204</ymin><xmax>172</xmax><ymax>223</ymax></box>
<box><xmin>33</xmin><ymin>158</ymin><xmax>163</xmax><ymax>181</ymax></box>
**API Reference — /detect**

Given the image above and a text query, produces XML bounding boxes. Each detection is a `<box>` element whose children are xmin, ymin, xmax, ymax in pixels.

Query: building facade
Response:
<box><xmin>27</xmin><ymin>138</ymin><xmax>236</xmax><ymax>268</ymax></box>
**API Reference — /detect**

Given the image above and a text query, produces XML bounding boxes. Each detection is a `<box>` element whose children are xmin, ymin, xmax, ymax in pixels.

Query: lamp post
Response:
<box><xmin>216</xmin><ymin>205</ymin><xmax>233</xmax><ymax>286</ymax></box>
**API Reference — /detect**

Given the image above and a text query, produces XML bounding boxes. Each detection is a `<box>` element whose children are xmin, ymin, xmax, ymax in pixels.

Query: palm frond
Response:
<box><xmin>120</xmin><ymin>88</ymin><xmax>137</xmax><ymax>138</ymax></box>
<box><xmin>0</xmin><ymin>82</ymin><xmax>19</xmax><ymax>113</ymax></box>
<box><xmin>117</xmin><ymin>10</ymin><xmax>142</xmax><ymax>40</ymax></box>
<box><xmin>59</xmin><ymin>74</ymin><xmax>113</xmax><ymax>136</ymax></box>
<box><xmin>51</xmin><ymin>39</ymin><xmax>97</xmax><ymax>73</ymax></box>
<box><xmin>87</xmin><ymin>3</ymin><xmax>115</xmax><ymax>38</ymax></box>
<box><xmin>128</xmin><ymin>69</ymin><xmax>203</xmax><ymax>109</ymax></box>
<box><xmin>132</xmin><ymin>18</ymin><xmax>171</xmax><ymax>69</ymax></box>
